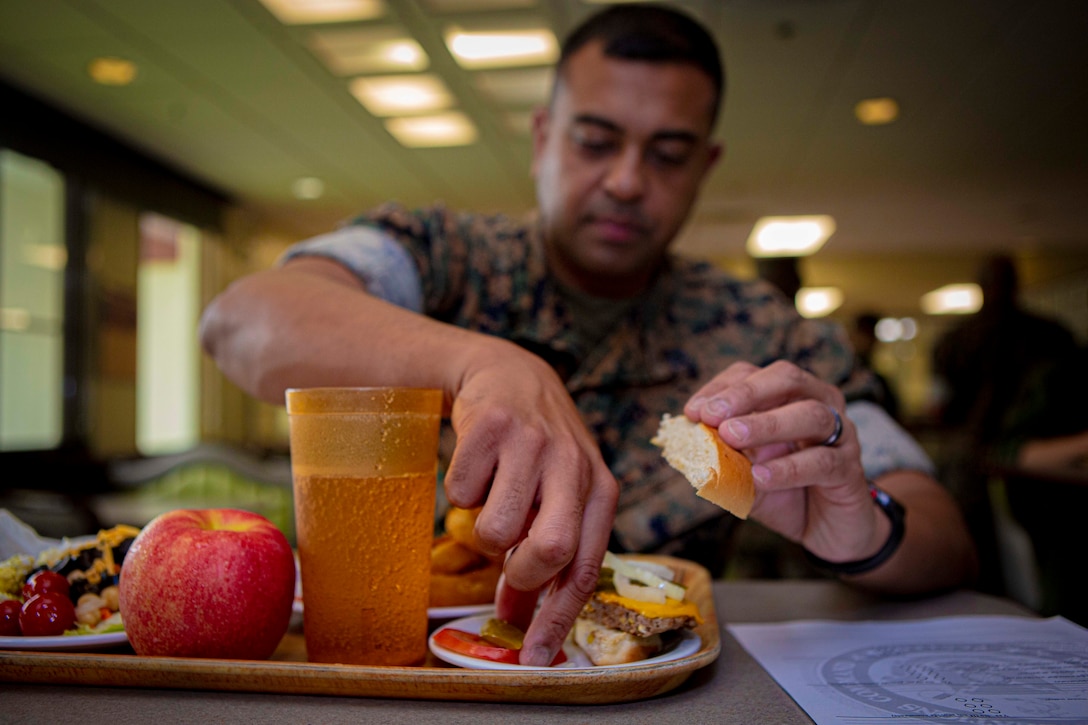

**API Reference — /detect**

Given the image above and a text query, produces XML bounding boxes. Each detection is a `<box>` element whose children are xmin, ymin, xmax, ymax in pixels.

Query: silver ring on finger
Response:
<box><xmin>821</xmin><ymin>405</ymin><xmax>844</xmax><ymax>447</ymax></box>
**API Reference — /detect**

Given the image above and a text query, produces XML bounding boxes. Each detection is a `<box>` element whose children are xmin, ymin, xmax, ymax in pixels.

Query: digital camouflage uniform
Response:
<box><xmin>285</xmin><ymin>203</ymin><xmax>884</xmax><ymax>575</ymax></box>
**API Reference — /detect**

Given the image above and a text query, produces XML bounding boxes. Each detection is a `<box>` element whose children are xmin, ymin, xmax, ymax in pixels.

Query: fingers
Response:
<box><xmin>494</xmin><ymin>572</ymin><xmax>539</xmax><ymax>634</ymax></box>
<box><xmin>493</xmin><ymin>460</ymin><xmax>617</xmax><ymax>666</ymax></box>
<box><xmin>688</xmin><ymin>360</ymin><xmax>844</xmax><ymax>428</ymax></box>
<box><xmin>514</xmin><ymin>463</ymin><xmax>617</xmax><ymax>666</ymax></box>
<box><xmin>443</xmin><ymin>368</ymin><xmax>620</xmax><ymax>666</ymax></box>
<box><xmin>749</xmin><ymin>426</ymin><xmax>862</xmax><ymax>494</ymax></box>
<box><xmin>718</xmin><ymin>398</ymin><xmax>847</xmax><ymax>452</ymax></box>
<box><xmin>683</xmin><ymin>361</ymin><xmax>759</xmax><ymax>421</ymax></box>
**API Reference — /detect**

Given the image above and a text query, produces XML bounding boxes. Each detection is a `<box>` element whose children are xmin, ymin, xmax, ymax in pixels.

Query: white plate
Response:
<box><xmin>428</xmin><ymin>613</ymin><xmax>701</xmax><ymax>670</ymax></box>
<box><xmin>291</xmin><ymin>596</ymin><xmax>494</xmax><ymax>622</ymax></box>
<box><xmin>0</xmin><ymin>630</ymin><xmax>128</xmax><ymax>652</ymax></box>
<box><xmin>427</xmin><ymin>603</ymin><xmax>494</xmax><ymax>621</ymax></box>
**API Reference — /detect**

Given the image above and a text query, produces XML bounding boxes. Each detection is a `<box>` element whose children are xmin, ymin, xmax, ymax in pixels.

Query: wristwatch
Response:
<box><xmin>805</xmin><ymin>483</ymin><xmax>906</xmax><ymax>576</ymax></box>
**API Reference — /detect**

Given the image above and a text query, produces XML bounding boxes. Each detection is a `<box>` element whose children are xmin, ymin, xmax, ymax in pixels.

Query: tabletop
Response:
<box><xmin>0</xmin><ymin>579</ymin><xmax>1033</xmax><ymax>725</ymax></box>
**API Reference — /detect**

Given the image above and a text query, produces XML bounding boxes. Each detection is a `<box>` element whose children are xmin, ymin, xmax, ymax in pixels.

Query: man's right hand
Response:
<box><xmin>445</xmin><ymin>339</ymin><xmax>618</xmax><ymax>667</ymax></box>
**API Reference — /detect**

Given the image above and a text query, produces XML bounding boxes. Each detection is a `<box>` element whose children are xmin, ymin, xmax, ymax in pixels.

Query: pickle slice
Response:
<box><xmin>479</xmin><ymin>617</ymin><xmax>525</xmax><ymax>649</ymax></box>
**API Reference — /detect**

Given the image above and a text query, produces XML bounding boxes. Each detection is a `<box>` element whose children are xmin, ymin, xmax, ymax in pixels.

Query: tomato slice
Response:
<box><xmin>433</xmin><ymin>628</ymin><xmax>567</xmax><ymax>666</ymax></box>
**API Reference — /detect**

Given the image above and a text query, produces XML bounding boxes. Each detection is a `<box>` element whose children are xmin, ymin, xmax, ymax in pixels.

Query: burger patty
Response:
<box><xmin>579</xmin><ymin>593</ymin><xmax>699</xmax><ymax>637</ymax></box>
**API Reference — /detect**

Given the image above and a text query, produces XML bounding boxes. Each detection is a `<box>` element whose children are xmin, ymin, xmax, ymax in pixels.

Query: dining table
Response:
<box><xmin>0</xmin><ymin>577</ymin><xmax>1034</xmax><ymax>724</ymax></box>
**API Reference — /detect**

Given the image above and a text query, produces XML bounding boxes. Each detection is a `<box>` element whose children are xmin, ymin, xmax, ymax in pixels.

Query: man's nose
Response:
<box><xmin>602</xmin><ymin>147</ymin><xmax>645</xmax><ymax>202</ymax></box>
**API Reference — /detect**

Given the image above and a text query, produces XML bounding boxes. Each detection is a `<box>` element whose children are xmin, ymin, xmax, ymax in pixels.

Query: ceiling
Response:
<box><xmin>1</xmin><ymin>0</ymin><xmax>1087</xmax><ymax>318</ymax></box>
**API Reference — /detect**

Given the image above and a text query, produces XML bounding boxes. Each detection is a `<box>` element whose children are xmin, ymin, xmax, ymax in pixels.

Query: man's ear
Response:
<box><xmin>705</xmin><ymin>141</ymin><xmax>724</xmax><ymax>177</ymax></box>
<box><xmin>529</xmin><ymin>106</ymin><xmax>551</xmax><ymax>177</ymax></box>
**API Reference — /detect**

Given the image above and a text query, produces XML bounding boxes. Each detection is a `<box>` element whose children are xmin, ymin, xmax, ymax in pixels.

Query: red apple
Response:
<box><xmin>119</xmin><ymin>508</ymin><xmax>296</xmax><ymax>660</ymax></box>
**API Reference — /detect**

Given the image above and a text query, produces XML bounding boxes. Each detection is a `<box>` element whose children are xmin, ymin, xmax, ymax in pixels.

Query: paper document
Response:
<box><xmin>728</xmin><ymin>615</ymin><xmax>1088</xmax><ymax>724</ymax></box>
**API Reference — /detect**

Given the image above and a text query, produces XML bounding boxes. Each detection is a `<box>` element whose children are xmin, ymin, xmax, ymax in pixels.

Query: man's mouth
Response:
<box><xmin>588</xmin><ymin>215</ymin><xmax>646</xmax><ymax>244</ymax></box>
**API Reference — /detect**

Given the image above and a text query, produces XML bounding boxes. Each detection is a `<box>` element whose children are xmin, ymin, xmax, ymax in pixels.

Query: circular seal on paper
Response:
<box><xmin>818</xmin><ymin>641</ymin><xmax>1088</xmax><ymax>723</ymax></box>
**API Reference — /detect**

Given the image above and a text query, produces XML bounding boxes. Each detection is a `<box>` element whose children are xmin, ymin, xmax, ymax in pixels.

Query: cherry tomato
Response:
<box><xmin>22</xmin><ymin>570</ymin><xmax>70</xmax><ymax>601</ymax></box>
<box><xmin>433</xmin><ymin>628</ymin><xmax>567</xmax><ymax>666</ymax></box>
<box><xmin>19</xmin><ymin>592</ymin><xmax>76</xmax><ymax>637</ymax></box>
<box><xmin>0</xmin><ymin>599</ymin><xmax>21</xmax><ymax>636</ymax></box>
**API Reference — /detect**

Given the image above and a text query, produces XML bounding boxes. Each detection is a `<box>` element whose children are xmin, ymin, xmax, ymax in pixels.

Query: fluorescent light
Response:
<box><xmin>796</xmin><ymin>287</ymin><xmax>843</xmax><ymax>318</ymax></box>
<box><xmin>747</xmin><ymin>215</ymin><xmax>836</xmax><ymax>257</ymax></box>
<box><xmin>88</xmin><ymin>57</ymin><xmax>137</xmax><ymax>86</ymax></box>
<box><xmin>855</xmin><ymin>97</ymin><xmax>899</xmax><ymax>126</ymax></box>
<box><xmin>445</xmin><ymin>27</ymin><xmax>558</xmax><ymax>69</ymax></box>
<box><xmin>385</xmin><ymin>112</ymin><xmax>478</xmax><ymax>147</ymax></box>
<box><xmin>258</xmin><ymin>0</ymin><xmax>385</xmax><ymax>25</ymax></box>
<box><xmin>350</xmin><ymin>75</ymin><xmax>454</xmax><ymax>116</ymax></box>
<box><xmin>307</xmin><ymin>27</ymin><xmax>428</xmax><ymax>75</ymax></box>
<box><xmin>920</xmin><ymin>283</ymin><xmax>983</xmax><ymax>315</ymax></box>
<box><xmin>899</xmin><ymin>317</ymin><xmax>918</xmax><ymax>340</ymax></box>
<box><xmin>874</xmin><ymin>317</ymin><xmax>918</xmax><ymax>342</ymax></box>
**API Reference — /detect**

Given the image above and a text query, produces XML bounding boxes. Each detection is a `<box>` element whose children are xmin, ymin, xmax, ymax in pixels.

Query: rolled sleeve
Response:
<box><xmin>847</xmin><ymin>400</ymin><xmax>936</xmax><ymax>480</ymax></box>
<box><xmin>279</xmin><ymin>225</ymin><xmax>424</xmax><ymax>313</ymax></box>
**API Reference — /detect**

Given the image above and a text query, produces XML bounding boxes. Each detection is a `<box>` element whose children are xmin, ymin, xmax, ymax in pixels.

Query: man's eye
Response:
<box><xmin>571</xmin><ymin>130</ymin><xmax>617</xmax><ymax>154</ymax></box>
<box><xmin>649</xmin><ymin>146</ymin><xmax>692</xmax><ymax>167</ymax></box>
<box><xmin>579</xmin><ymin>139</ymin><xmax>616</xmax><ymax>155</ymax></box>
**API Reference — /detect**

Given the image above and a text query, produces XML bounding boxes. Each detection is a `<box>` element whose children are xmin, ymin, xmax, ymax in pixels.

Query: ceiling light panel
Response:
<box><xmin>473</xmin><ymin>67</ymin><xmax>553</xmax><ymax>105</ymax></box>
<box><xmin>746</xmin><ymin>215</ymin><xmax>836</xmax><ymax>257</ymax></box>
<box><xmin>350</xmin><ymin>74</ymin><xmax>455</xmax><ymax>116</ymax></box>
<box><xmin>920</xmin><ymin>283</ymin><xmax>983</xmax><ymax>315</ymax></box>
<box><xmin>88</xmin><ymin>57</ymin><xmax>138</xmax><ymax>86</ymax></box>
<box><xmin>445</xmin><ymin>27</ymin><xmax>558</xmax><ymax>69</ymax></box>
<box><xmin>308</xmin><ymin>27</ymin><xmax>428</xmax><ymax>75</ymax></box>
<box><xmin>258</xmin><ymin>0</ymin><xmax>386</xmax><ymax>25</ymax></box>
<box><xmin>855</xmin><ymin>97</ymin><xmax>900</xmax><ymax>126</ymax></box>
<box><xmin>384</xmin><ymin>112</ymin><xmax>479</xmax><ymax>147</ymax></box>
<box><xmin>796</xmin><ymin>287</ymin><xmax>844</xmax><ymax>318</ymax></box>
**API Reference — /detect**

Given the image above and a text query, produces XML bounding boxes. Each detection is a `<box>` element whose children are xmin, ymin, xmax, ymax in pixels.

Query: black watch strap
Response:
<box><xmin>805</xmin><ymin>483</ymin><xmax>906</xmax><ymax>576</ymax></box>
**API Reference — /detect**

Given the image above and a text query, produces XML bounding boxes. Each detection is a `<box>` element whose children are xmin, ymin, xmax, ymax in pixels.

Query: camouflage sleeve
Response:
<box><xmin>278</xmin><ymin>224</ymin><xmax>424</xmax><ymax>312</ymax></box>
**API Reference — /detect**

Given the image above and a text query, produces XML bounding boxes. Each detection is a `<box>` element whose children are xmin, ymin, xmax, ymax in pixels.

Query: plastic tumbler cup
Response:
<box><xmin>286</xmin><ymin>387</ymin><xmax>442</xmax><ymax>666</ymax></box>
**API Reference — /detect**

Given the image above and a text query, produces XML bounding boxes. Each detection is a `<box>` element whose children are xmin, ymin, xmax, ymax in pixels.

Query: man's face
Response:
<box><xmin>532</xmin><ymin>41</ymin><xmax>722</xmax><ymax>298</ymax></box>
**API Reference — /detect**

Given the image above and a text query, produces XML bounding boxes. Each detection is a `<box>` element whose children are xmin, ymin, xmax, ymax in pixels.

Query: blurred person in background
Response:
<box><xmin>850</xmin><ymin>312</ymin><xmax>900</xmax><ymax>421</ymax></box>
<box><xmin>991</xmin><ymin>341</ymin><xmax>1088</xmax><ymax>625</ymax></box>
<box><xmin>932</xmin><ymin>253</ymin><xmax>1078</xmax><ymax>596</ymax></box>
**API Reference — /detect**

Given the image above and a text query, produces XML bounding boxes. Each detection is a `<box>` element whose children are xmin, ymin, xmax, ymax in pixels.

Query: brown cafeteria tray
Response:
<box><xmin>0</xmin><ymin>555</ymin><xmax>720</xmax><ymax>704</ymax></box>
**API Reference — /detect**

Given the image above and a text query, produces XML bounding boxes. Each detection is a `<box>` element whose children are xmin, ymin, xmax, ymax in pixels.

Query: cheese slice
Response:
<box><xmin>595</xmin><ymin>590</ymin><xmax>704</xmax><ymax>624</ymax></box>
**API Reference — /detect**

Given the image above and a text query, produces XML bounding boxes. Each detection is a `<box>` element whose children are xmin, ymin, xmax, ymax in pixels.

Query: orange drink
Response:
<box><xmin>286</xmin><ymin>387</ymin><xmax>442</xmax><ymax>666</ymax></box>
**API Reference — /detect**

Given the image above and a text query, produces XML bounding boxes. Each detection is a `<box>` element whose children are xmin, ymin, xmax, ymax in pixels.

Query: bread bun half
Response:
<box><xmin>573</xmin><ymin>618</ymin><xmax>663</xmax><ymax>666</ymax></box>
<box><xmin>651</xmin><ymin>413</ymin><xmax>755</xmax><ymax>519</ymax></box>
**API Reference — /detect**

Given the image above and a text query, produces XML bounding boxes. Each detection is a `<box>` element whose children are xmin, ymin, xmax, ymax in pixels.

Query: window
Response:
<box><xmin>136</xmin><ymin>212</ymin><xmax>202</xmax><ymax>454</ymax></box>
<box><xmin>0</xmin><ymin>150</ymin><xmax>66</xmax><ymax>451</ymax></box>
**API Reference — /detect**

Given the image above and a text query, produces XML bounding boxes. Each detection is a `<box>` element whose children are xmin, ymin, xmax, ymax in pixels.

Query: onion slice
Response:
<box><xmin>613</xmin><ymin>571</ymin><xmax>667</xmax><ymax>603</ymax></box>
<box><xmin>603</xmin><ymin>551</ymin><xmax>686</xmax><ymax>601</ymax></box>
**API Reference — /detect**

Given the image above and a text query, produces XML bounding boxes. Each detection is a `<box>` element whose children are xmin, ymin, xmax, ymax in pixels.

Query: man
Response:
<box><xmin>933</xmin><ymin>254</ymin><xmax>1077</xmax><ymax>595</ymax></box>
<box><xmin>200</xmin><ymin>4</ymin><xmax>976</xmax><ymax>666</ymax></box>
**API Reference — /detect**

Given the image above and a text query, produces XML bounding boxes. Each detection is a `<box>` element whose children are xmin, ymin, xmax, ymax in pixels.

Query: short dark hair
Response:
<box><xmin>557</xmin><ymin>3</ymin><xmax>725</xmax><ymax>125</ymax></box>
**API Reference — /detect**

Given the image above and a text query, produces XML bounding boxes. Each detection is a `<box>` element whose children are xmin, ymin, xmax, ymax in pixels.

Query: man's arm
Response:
<box><xmin>200</xmin><ymin>256</ymin><xmax>619</xmax><ymax>666</ymax></box>
<box><xmin>1016</xmin><ymin>430</ymin><xmax>1088</xmax><ymax>474</ymax></box>
<box><xmin>200</xmin><ymin>256</ymin><xmax>467</xmax><ymax>402</ymax></box>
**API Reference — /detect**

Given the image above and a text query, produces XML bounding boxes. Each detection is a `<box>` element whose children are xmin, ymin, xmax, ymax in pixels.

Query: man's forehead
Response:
<box><xmin>553</xmin><ymin>43</ymin><xmax>717</xmax><ymax>137</ymax></box>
